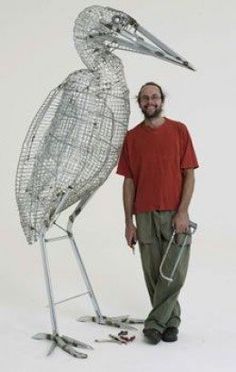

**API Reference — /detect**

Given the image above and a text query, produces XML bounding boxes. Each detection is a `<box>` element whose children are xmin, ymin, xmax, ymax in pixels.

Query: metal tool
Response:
<box><xmin>95</xmin><ymin>334</ymin><xmax>126</xmax><ymax>344</ymax></box>
<box><xmin>118</xmin><ymin>330</ymin><xmax>136</xmax><ymax>343</ymax></box>
<box><xmin>95</xmin><ymin>331</ymin><xmax>135</xmax><ymax>345</ymax></box>
<box><xmin>131</xmin><ymin>238</ymin><xmax>137</xmax><ymax>255</ymax></box>
<box><xmin>159</xmin><ymin>221</ymin><xmax>197</xmax><ymax>283</ymax></box>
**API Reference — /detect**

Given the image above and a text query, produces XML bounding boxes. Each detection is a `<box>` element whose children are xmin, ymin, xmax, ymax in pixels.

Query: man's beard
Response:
<box><xmin>142</xmin><ymin>105</ymin><xmax>163</xmax><ymax>119</ymax></box>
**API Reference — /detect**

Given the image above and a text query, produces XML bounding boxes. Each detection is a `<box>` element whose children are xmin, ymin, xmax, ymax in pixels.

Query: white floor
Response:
<box><xmin>1</xmin><ymin>231</ymin><xmax>235</xmax><ymax>372</ymax></box>
<box><xmin>2</xmin><ymin>0</ymin><xmax>236</xmax><ymax>370</ymax></box>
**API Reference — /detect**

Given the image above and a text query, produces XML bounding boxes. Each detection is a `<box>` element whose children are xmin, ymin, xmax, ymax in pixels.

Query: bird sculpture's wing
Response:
<box><xmin>16</xmin><ymin>84</ymin><xmax>65</xmax><ymax>243</ymax></box>
<box><xmin>16</xmin><ymin>70</ymin><xmax>128</xmax><ymax>244</ymax></box>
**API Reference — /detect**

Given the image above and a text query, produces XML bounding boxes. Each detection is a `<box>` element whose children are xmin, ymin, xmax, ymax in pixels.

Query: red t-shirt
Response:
<box><xmin>117</xmin><ymin>118</ymin><xmax>199</xmax><ymax>214</ymax></box>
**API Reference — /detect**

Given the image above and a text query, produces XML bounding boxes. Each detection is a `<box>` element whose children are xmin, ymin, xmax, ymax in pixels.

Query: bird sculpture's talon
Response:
<box><xmin>47</xmin><ymin>341</ymin><xmax>57</xmax><ymax>356</ymax></box>
<box><xmin>33</xmin><ymin>332</ymin><xmax>90</xmax><ymax>358</ymax></box>
<box><xmin>64</xmin><ymin>345</ymin><xmax>87</xmax><ymax>359</ymax></box>
<box><xmin>61</xmin><ymin>335</ymin><xmax>94</xmax><ymax>350</ymax></box>
<box><xmin>32</xmin><ymin>332</ymin><xmax>54</xmax><ymax>341</ymax></box>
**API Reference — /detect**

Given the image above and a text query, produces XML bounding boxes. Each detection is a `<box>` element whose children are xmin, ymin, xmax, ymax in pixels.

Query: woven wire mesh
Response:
<box><xmin>16</xmin><ymin>6</ymin><xmax>132</xmax><ymax>244</ymax></box>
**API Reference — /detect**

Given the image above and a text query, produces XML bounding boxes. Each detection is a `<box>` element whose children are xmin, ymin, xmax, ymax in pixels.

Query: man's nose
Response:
<box><xmin>147</xmin><ymin>97</ymin><xmax>155</xmax><ymax>103</ymax></box>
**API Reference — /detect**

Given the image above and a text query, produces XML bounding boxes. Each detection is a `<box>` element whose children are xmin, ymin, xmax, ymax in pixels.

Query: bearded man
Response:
<box><xmin>117</xmin><ymin>82</ymin><xmax>199</xmax><ymax>344</ymax></box>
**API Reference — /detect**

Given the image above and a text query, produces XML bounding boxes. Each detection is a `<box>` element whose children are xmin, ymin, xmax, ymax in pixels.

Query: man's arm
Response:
<box><xmin>172</xmin><ymin>168</ymin><xmax>195</xmax><ymax>233</ymax></box>
<box><xmin>123</xmin><ymin>177</ymin><xmax>137</xmax><ymax>248</ymax></box>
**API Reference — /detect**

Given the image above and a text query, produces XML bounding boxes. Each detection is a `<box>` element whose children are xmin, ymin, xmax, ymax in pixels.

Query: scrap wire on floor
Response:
<box><xmin>95</xmin><ymin>331</ymin><xmax>136</xmax><ymax>345</ymax></box>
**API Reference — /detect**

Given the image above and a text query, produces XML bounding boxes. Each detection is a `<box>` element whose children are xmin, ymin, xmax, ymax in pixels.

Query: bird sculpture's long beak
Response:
<box><xmin>99</xmin><ymin>21</ymin><xmax>195</xmax><ymax>71</ymax></box>
<box><xmin>134</xmin><ymin>25</ymin><xmax>195</xmax><ymax>71</ymax></box>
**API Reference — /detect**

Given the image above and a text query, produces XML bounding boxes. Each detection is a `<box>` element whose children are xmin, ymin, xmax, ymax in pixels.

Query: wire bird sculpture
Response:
<box><xmin>16</xmin><ymin>5</ymin><xmax>194</xmax><ymax>358</ymax></box>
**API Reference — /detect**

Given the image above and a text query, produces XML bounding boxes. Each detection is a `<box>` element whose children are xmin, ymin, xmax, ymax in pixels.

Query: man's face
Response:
<box><xmin>139</xmin><ymin>85</ymin><xmax>163</xmax><ymax>119</ymax></box>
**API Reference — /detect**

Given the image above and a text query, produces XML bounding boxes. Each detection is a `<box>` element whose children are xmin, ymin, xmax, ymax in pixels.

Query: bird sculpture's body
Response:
<box><xmin>16</xmin><ymin>6</ymin><xmax>194</xmax><ymax>358</ymax></box>
<box><xmin>16</xmin><ymin>7</ymin><xmax>130</xmax><ymax>244</ymax></box>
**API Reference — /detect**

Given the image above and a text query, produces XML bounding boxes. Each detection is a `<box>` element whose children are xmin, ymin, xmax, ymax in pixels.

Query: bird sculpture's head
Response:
<box><xmin>74</xmin><ymin>5</ymin><xmax>195</xmax><ymax>71</ymax></box>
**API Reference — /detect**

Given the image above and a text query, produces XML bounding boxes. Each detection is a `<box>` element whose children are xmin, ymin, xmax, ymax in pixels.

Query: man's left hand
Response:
<box><xmin>172</xmin><ymin>211</ymin><xmax>189</xmax><ymax>234</ymax></box>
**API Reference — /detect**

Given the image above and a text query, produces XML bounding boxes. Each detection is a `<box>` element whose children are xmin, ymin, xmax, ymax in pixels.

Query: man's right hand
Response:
<box><xmin>125</xmin><ymin>223</ymin><xmax>137</xmax><ymax>248</ymax></box>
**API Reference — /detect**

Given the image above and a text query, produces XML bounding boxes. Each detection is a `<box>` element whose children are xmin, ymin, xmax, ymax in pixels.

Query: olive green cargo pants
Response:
<box><xmin>136</xmin><ymin>211</ymin><xmax>191</xmax><ymax>333</ymax></box>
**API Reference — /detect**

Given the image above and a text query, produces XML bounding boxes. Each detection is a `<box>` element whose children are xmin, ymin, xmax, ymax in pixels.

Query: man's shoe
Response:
<box><xmin>162</xmin><ymin>327</ymin><xmax>179</xmax><ymax>342</ymax></box>
<box><xmin>143</xmin><ymin>328</ymin><xmax>162</xmax><ymax>344</ymax></box>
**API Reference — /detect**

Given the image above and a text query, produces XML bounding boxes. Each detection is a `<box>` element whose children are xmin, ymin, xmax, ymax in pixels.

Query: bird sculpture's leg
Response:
<box><xmin>67</xmin><ymin>194</ymin><xmax>144</xmax><ymax>330</ymax></box>
<box><xmin>32</xmin><ymin>231</ymin><xmax>93</xmax><ymax>358</ymax></box>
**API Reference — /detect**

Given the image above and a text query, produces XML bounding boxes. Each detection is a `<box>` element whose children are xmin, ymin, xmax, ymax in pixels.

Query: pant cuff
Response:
<box><xmin>166</xmin><ymin>318</ymin><xmax>181</xmax><ymax>329</ymax></box>
<box><xmin>144</xmin><ymin>320</ymin><xmax>165</xmax><ymax>333</ymax></box>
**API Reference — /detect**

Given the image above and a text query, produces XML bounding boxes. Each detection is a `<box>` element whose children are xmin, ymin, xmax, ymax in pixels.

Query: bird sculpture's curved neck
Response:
<box><xmin>79</xmin><ymin>43</ymin><xmax>126</xmax><ymax>86</ymax></box>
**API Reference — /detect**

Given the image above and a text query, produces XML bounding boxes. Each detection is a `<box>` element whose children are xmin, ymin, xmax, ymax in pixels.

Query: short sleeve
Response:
<box><xmin>180</xmin><ymin>125</ymin><xmax>199</xmax><ymax>169</ymax></box>
<box><xmin>116</xmin><ymin>136</ymin><xmax>133</xmax><ymax>178</ymax></box>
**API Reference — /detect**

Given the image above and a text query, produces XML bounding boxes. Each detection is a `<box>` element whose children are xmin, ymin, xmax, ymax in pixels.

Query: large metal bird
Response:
<box><xmin>16</xmin><ymin>5</ymin><xmax>194</xmax><ymax>358</ymax></box>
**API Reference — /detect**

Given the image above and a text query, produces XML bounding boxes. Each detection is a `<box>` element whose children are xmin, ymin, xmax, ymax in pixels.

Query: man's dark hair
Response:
<box><xmin>137</xmin><ymin>82</ymin><xmax>165</xmax><ymax>104</ymax></box>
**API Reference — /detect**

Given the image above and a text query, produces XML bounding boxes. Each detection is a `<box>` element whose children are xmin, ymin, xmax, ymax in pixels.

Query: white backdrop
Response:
<box><xmin>1</xmin><ymin>0</ymin><xmax>236</xmax><ymax>371</ymax></box>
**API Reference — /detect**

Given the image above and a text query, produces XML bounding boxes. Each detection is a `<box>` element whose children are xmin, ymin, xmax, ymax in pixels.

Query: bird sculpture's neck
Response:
<box><xmin>79</xmin><ymin>43</ymin><xmax>126</xmax><ymax>87</ymax></box>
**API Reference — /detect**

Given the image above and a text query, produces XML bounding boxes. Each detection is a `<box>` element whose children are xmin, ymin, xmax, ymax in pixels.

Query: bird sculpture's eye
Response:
<box><xmin>110</xmin><ymin>14</ymin><xmax>129</xmax><ymax>31</ymax></box>
<box><xmin>112</xmin><ymin>15</ymin><xmax>121</xmax><ymax>24</ymax></box>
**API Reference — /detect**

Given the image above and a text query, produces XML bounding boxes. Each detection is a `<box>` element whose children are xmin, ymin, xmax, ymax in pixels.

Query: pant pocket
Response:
<box><xmin>135</xmin><ymin>212</ymin><xmax>154</xmax><ymax>244</ymax></box>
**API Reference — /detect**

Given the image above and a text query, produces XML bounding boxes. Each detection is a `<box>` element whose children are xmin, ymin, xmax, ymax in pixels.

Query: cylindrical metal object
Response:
<box><xmin>39</xmin><ymin>232</ymin><xmax>58</xmax><ymax>334</ymax></box>
<box><xmin>67</xmin><ymin>194</ymin><xmax>104</xmax><ymax>323</ymax></box>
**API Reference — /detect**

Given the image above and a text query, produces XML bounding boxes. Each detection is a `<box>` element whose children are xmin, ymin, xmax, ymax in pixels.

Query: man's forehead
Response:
<box><xmin>140</xmin><ymin>85</ymin><xmax>161</xmax><ymax>96</ymax></box>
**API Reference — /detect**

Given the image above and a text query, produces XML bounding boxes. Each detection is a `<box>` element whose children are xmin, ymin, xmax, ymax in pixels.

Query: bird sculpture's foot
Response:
<box><xmin>32</xmin><ymin>332</ymin><xmax>93</xmax><ymax>358</ymax></box>
<box><xmin>78</xmin><ymin>315</ymin><xmax>144</xmax><ymax>330</ymax></box>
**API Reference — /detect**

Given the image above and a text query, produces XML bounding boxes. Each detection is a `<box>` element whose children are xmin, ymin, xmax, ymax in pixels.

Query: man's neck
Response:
<box><xmin>144</xmin><ymin>116</ymin><xmax>165</xmax><ymax>128</ymax></box>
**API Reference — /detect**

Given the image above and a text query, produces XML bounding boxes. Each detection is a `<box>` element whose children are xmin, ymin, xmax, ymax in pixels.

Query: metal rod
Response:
<box><xmin>120</xmin><ymin>29</ymin><xmax>164</xmax><ymax>54</ymax></box>
<box><xmin>68</xmin><ymin>234</ymin><xmax>103</xmax><ymax>322</ymax></box>
<box><xmin>39</xmin><ymin>232</ymin><xmax>58</xmax><ymax>334</ymax></box>
<box><xmin>67</xmin><ymin>191</ymin><xmax>95</xmax><ymax>225</ymax></box>
<box><xmin>52</xmin><ymin>291</ymin><xmax>90</xmax><ymax>306</ymax></box>
<box><xmin>45</xmin><ymin>235</ymin><xmax>69</xmax><ymax>243</ymax></box>
<box><xmin>53</xmin><ymin>222</ymin><xmax>69</xmax><ymax>234</ymax></box>
<box><xmin>67</xmin><ymin>193</ymin><xmax>104</xmax><ymax>322</ymax></box>
<box><xmin>169</xmin><ymin>235</ymin><xmax>188</xmax><ymax>279</ymax></box>
<box><xmin>93</xmin><ymin>34</ymin><xmax>153</xmax><ymax>56</ymax></box>
<box><xmin>50</xmin><ymin>187</ymin><xmax>72</xmax><ymax>227</ymax></box>
<box><xmin>159</xmin><ymin>231</ymin><xmax>176</xmax><ymax>282</ymax></box>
